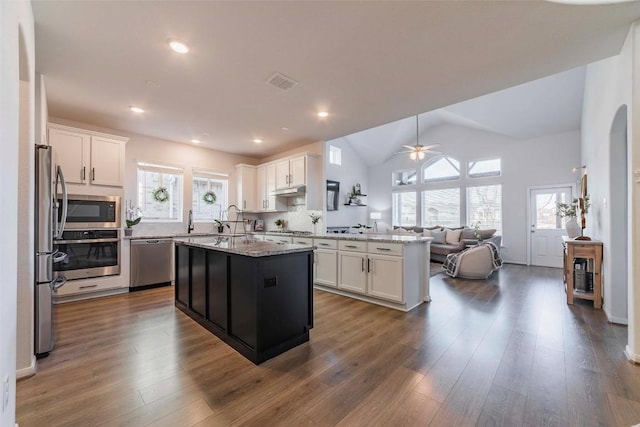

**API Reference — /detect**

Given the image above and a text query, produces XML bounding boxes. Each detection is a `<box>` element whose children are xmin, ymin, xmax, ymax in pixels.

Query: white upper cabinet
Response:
<box><xmin>275</xmin><ymin>156</ymin><xmax>306</xmax><ymax>189</ymax></box>
<box><xmin>257</xmin><ymin>163</ymin><xmax>285</xmax><ymax>212</ymax></box>
<box><xmin>48</xmin><ymin>124</ymin><xmax>127</xmax><ymax>188</ymax></box>
<box><xmin>236</xmin><ymin>164</ymin><xmax>257</xmax><ymax>212</ymax></box>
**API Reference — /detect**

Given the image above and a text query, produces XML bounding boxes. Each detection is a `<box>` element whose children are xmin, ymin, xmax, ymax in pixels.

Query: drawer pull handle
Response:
<box><xmin>319</xmin><ymin>243</ymin><xmax>330</xmax><ymax>246</ymax></box>
<box><xmin>345</xmin><ymin>245</ymin><xmax>358</xmax><ymax>248</ymax></box>
<box><xmin>79</xmin><ymin>284</ymin><xmax>98</xmax><ymax>289</ymax></box>
<box><xmin>376</xmin><ymin>247</ymin><xmax>392</xmax><ymax>251</ymax></box>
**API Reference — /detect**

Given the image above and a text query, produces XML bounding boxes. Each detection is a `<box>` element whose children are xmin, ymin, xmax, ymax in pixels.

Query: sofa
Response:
<box><xmin>391</xmin><ymin>225</ymin><xmax>501</xmax><ymax>263</ymax></box>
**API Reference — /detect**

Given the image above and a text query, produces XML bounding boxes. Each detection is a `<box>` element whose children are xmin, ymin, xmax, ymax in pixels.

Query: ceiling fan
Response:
<box><xmin>395</xmin><ymin>115</ymin><xmax>441</xmax><ymax>161</ymax></box>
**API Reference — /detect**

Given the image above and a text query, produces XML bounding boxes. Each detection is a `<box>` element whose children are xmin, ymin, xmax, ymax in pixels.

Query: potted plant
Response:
<box><xmin>125</xmin><ymin>203</ymin><xmax>142</xmax><ymax>237</ymax></box>
<box><xmin>214</xmin><ymin>219</ymin><xmax>229</xmax><ymax>234</ymax></box>
<box><xmin>556</xmin><ymin>195</ymin><xmax>590</xmax><ymax>238</ymax></box>
<box><xmin>275</xmin><ymin>219</ymin><xmax>285</xmax><ymax>231</ymax></box>
<box><xmin>309</xmin><ymin>213</ymin><xmax>321</xmax><ymax>235</ymax></box>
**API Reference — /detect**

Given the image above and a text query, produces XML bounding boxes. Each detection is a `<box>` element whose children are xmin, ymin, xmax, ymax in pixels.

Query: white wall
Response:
<box><xmin>581</xmin><ymin>23</ymin><xmax>640</xmax><ymax>347</ymax></box>
<box><xmin>367</xmin><ymin>123</ymin><xmax>580</xmax><ymax>264</ymax></box>
<box><xmin>1</xmin><ymin>0</ymin><xmax>35</xmax><ymax>424</ymax></box>
<box><xmin>324</xmin><ymin>138</ymin><xmax>369</xmax><ymax>229</ymax></box>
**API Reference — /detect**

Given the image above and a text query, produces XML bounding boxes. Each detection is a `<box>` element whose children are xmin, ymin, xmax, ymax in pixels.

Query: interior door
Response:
<box><xmin>529</xmin><ymin>186</ymin><xmax>573</xmax><ymax>268</ymax></box>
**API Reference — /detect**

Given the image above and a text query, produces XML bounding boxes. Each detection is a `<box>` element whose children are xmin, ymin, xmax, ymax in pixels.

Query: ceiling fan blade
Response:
<box><xmin>402</xmin><ymin>145</ymin><xmax>417</xmax><ymax>150</ymax></box>
<box><xmin>422</xmin><ymin>144</ymin><xmax>441</xmax><ymax>150</ymax></box>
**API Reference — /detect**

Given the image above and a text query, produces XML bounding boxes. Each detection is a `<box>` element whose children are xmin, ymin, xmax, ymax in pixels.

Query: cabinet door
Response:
<box><xmin>49</xmin><ymin>127</ymin><xmax>89</xmax><ymax>185</ymax></box>
<box><xmin>90</xmin><ymin>136</ymin><xmax>124</xmax><ymax>187</ymax></box>
<box><xmin>207</xmin><ymin>251</ymin><xmax>227</xmax><ymax>330</ymax></box>
<box><xmin>236</xmin><ymin>165</ymin><xmax>257</xmax><ymax>211</ymax></box>
<box><xmin>275</xmin><ymin>160</ymin><xmax>289</xmax><ymax>189</ymax></box>
<box><xmin>315</xmin><ymin>249</ymin><xmax>337</xmax><ymax>287</ymax></box>
<box><xmin>256</xmin><ymin>165</ymin><xmax>267</xmax><ymax>211</ymax></box>
<box><xmin>175</xmin><ymin>245</ymin><xmax>190</xmax><ymax>306</ymax></box>
<box><xmin>191</xmin><ymin>248</ymin><xmax>207</xmax><ymax>317</ymax></box>
<box><xmin>338</xmin><ymin>252</ymin><xmax>367</xmax><ymax>294</ymax></box>
<box><xmin>265</xmin><ymin>163</ymin><xmax>285</xmax><ymax>211</ymax></box>
<box><xmin>368</xmin><ymin>254</ymin><xmax>403</xmax><ymax>302</ymax></box>
<box><xmin>289</xmin><ymin>156</ymin><xmax>306</xmax><ymax>187</ymax></box>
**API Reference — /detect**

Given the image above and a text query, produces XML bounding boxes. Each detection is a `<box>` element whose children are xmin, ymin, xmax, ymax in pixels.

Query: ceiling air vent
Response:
<box><xmin>267</xmin><ymin>73</ymin><xmax>298</xmax><ymax>91</ymax></box>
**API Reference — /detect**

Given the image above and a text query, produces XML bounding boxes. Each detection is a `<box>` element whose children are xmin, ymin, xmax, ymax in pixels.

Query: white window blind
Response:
<box><xmin>137</xmin><ymin>163</ymin><xmax>183</xmax><ymax>221</ymax></box>
<box><xmin>466</xmin><ymin>185</ymin><xmax>502</xmax><ymax>233</ymax></box>
<box><xmin>192</xmin><ymin>170</ymin><xmax>228</xmax><ymax>221</ymax></box>
<box><xmin>422</xmin><ymin>188</ymin><xmax>460</xmax><ymax>228</ymax></box>
<box><xmin>392</xmin><ymin>192</ymin><xmax>416</xmax><ymax>227</ymax></box>
<box><xmin>329</xmin><ymin>145</ymin><xmax>342</xmax><ymax>165</ymax></box>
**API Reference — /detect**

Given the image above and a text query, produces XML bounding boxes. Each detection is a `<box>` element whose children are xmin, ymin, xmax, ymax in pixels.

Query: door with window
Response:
<box><xmin>529</xmin><ymin>186</ymin><xmax>573</xmax><ymax>268</ymax></box>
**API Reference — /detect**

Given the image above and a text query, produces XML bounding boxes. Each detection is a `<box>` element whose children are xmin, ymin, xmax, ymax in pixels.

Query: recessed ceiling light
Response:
<box><xmin>129</xmin><ymin>106</ymin><xmax>145</xmax><ymax>113</ymax></box>
<box><xmin>168</xmin><ymin>39</ymin><xmax>189</xmax><ymax>54</ymax></box>
<box><xmin>281</xmin><ymin>127</ymin><xmax>289</xmax><ymax>131</ymax></box>
<box><xmin>253</xmin><ymin>138</ymin><xmax>263</xmax><ymax>144</ymax></box>
<box><xmin>317</xmin><ymin>111</ymin><xmax>329</xmax><ymax>118</ymax></box>
<box><xmin>191</xmin><ymin>139</ymin><xmax>201</xmax><ymax>144</ymax></box>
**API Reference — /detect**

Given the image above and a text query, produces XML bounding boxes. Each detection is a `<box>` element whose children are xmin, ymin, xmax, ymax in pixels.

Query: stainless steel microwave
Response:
<box><xmin>58</xmin><ymin>195</ymin><xmax>120</xmax><ymax>229</ymax></box>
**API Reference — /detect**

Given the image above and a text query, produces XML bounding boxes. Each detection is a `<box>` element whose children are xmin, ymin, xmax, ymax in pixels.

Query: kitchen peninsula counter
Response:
<box><xmin>174</xmin><ymin>237</ymin><xmax>313</xmax><ymax>364</ymax></box>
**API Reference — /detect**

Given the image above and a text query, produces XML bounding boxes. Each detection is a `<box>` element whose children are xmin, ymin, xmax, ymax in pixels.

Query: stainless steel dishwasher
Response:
<box><xmin>130</xmin><ymin>239</ymin><xmax>173</xmax><ymax>289</ymax></box>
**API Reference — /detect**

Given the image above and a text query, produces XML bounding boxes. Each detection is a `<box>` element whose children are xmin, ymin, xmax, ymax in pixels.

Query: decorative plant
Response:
<box><xmin>126</xmin><ymin>202</ymin><xmax>142</xmax><ymax>229</ymax></box>
<box><xmin>472</xmin><ymin>221</ymin><xmax>481</xmax><ymax>240</ymax></box>
<box><xmin>203</xmin><ymin>190</ymin><xmax>217</xmax><ymax>205</ymax></box>
<box><xmin>309</xmin><ymin>213</ymin><xmax>321</xmax><ymax>225</ymax></box>
<box><xmin>557</xmin><ymin>195</ymin><xmax>590</xmax><ymax>219</ymax></box>
<box><xmin>275</xmin><ymin>219</ymin><xmax>285</xmax><ymax>229</ymax></box>
<box><xmin>152</xmin><ymin>187</ymin><xmax>170</xmax><ymax>203</ymax></box>
<box><xmin>214</xmin><ymin>219</ymin><xmax>230</xmax><ymax>233</ymax></box>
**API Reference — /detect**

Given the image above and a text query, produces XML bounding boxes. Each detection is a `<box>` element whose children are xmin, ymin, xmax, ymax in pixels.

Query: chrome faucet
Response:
<box><xmin>188</xmin><ymin>209</ymin><xmax>194</xmax><ymax>233</ymax></box>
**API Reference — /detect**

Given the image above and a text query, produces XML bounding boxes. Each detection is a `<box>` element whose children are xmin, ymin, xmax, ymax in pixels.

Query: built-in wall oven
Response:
<box><xmin>59</xmin><ymin>194</ymin><xmax>120</xmax><ymax>229</ymax></box>
<box><xmin>54</xmin><ymin>229</ymin><xmax>121</xmax><ymax>281</ymax></box>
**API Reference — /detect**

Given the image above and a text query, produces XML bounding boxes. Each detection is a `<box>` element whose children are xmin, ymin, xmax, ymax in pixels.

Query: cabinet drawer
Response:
<box><xmin>54</xmin><ymin>279</ymin><xmax>126</xmax><ymax>296</ymax></box>
<box><xmin>264</xmin><ymin>235</ymin><xmax>292</xmax><ymax>244</ymax></box>
<box><xmin>339</xmin><ymin>240</ymin><xmax>367</xmax><ymax>252</ymax></box>
<box><xmin>314</xmin><ymin>238</ymin><xmax>337</xmax><ymax>249</ymax></box>
<box><xmin>367</xmin><ymin>242</ymin><xmax>403</xmax><ymax>256</ymax></box>
<box><xmin>292</xmin><ymin>237</ymin><xmax>313</xmax><ymax>246</ymax></box>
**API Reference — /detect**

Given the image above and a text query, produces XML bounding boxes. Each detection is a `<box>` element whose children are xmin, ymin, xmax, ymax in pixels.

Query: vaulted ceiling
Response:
<box><xmin>33</xmin><ymin>1</ymin><xmax>640</xmax><ymax>157</ymax></box>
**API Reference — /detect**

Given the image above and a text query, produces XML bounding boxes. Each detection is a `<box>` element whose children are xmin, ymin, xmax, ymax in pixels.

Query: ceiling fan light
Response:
<box><xmin>418</xmin><ymin>151</ymin><xmax>425</xmax><ymax>160</ymax></box>
<box><xmin>410</xmin><ymin>151</ymin><xmax>417</xmax><ymax>160</ymax></box>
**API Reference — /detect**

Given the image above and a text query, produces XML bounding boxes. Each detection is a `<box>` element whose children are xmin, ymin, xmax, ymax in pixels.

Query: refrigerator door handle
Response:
<box><xmin>55</xmin><ymin>165</ymin><xmax>68</xmax><ymax>239</ymax></box>
<box><xmin>52</xmin><ymin>275</ymin><xmax>67</xmax><ymax>290</ymax></box>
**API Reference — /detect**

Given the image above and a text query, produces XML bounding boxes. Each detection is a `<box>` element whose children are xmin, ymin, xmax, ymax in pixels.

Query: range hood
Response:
<box><xmin>271</xmin><ymin>185</ymin><xmax>306</xmax><ymax>197</ymax></box>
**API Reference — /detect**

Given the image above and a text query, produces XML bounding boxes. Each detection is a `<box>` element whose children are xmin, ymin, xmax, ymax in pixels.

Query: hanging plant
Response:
<box><xmin>152</xmin><ymin>187</ymin><xmax>170</xmax><ymax>203</ymax></box>
<box><xmin>203</xmin><ymin>191</ymin><xmax>217</xmax><ymax>205</ymax></box>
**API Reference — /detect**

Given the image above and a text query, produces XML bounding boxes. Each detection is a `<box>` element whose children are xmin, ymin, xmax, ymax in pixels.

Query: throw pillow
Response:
<box><xmin>445</xmin><ymin>228</ymin><xmax>462</xmax><ymax>244</ymax></box>
<box><xmin>460</xmin><ymin>228</ymin><xmax>476</xmax><ymax>240</ymax></box>
<box><xmin>426</xmin><ymin>226</ymin><xmax>442</xmax><ymax>231</ymax></box>
<box><xmin>423</xmin><ymin>229</ymin><xmax>432</xmax><ymax>237</ymax></box>
<box><xmin>479</xmin><ymin>229</ymin><xmax>497</xmax><ymax>239</ymax></box>
<box><xmin>431</xmin><ymin>230</ymin><xmax>446</xmax><ymax>244</ymax></box>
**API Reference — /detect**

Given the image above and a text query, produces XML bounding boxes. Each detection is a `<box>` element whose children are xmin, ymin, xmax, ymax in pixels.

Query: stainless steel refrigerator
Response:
<box><xmin>35</xmin><ymin>144</ymin><xmax>68</xmax><ymax>357</ymax></box>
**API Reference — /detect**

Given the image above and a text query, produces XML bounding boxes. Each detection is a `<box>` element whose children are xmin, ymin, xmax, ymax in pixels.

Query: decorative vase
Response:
<box><xmin>124</xmin><ymin>228</ymin><xmax>133</xmax><ymax>237</ymax></box>
<box><xmin>565</xmin><ymin>218</ymin><xmax>581</xmax><ymax>239</ymax></box>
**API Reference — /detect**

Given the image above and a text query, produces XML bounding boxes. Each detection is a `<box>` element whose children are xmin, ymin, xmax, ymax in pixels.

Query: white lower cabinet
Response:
<box><xmin>314</xmin><ymin>249</ymin><xmax>338</xmax><ymax>287</ymax></box>
<box><xmin>338</xmin><ymin>251</ymin><xmax>367</xmax><ymax>294</ymax></box>
<box><xmin>367</xmin><ymin>254</ymin><xmax>403</xmax><ymax>302</ymax></box>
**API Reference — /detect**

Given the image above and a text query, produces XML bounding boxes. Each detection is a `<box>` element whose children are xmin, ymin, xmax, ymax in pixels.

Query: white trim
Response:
<box><xmin>605</xmin><ymin>307</ymin><xmax>629</xmax><ymax>325</ymax></box>
<box><xmin>625</xmin><ymin>345</ymin><xmax>640</xmax><ymax>364</ymax></box>
<box><xmin>48</xmin><ymin>122</ymin><xmax>129</xmax><ymax>143</ymax></box>
<box><xmin>16</xmin><ymin>356</ymin><xmax>36</xmax><ymax>379</ymax></box>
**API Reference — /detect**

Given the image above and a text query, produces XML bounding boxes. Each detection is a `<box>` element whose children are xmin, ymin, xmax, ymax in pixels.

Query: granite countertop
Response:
<box><xmin>174</xmin><ymin>236</ymin><xmax>314</xmax><ymax>257</ymax></box>
<box><xmin>255</xmin><ymin>231</ymin><xmax>432</xmax><ymax>245</ymax></box>
<box><xmin>124</xmin><ymin>232</ymin><xmax>230</xmax><ymax>240</ymax></box>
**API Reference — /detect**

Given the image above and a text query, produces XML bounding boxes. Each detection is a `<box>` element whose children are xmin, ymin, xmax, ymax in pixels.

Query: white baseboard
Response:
<box><xmin>625</xmin><ymin>345</ymin><xmax>640</xmax><ymax>364</ymax></box>
<box><xmin>502</xmin><ymin>260</ymin><xmax>528</xmax><ymax>266</ymax></box>
<box><xmin>604</xmin><ymin>307</ymin><xmax>628</xmax><ymax>325</ymax></box>
<box><xmin>16</xmin><ymin>355</ymin><xmax>36</xmax><ymax>379</ymax></box>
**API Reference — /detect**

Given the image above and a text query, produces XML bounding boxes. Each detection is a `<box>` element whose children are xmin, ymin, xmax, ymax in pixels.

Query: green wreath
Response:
<box><xmin>152</xmin><ymin>187</ymin><xmax>170</xmax><ymax>203</ymax></box>
<box><xmin>203</xmin><ymin>191</ymin><xmax>217</xmax><ymax>205</ymax></box>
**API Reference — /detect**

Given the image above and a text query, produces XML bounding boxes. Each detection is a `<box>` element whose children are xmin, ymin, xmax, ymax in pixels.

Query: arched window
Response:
<box><xmin>422</xmin><ymin>157</ymin><xmax>460</xmax><ymax>182</ymax></box>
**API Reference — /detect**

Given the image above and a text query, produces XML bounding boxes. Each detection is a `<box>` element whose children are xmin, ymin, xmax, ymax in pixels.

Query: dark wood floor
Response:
<box><xmin>17</xmin><ymin>265</ymin><xmax>640</xmax><ymax>426</ymax></box>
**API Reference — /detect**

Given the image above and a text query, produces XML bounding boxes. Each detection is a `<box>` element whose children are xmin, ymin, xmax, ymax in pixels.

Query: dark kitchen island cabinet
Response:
<box><xmin>174</xmin><ymin>237</ymin><xmax>313</xmax><ymax>364</ymax></box>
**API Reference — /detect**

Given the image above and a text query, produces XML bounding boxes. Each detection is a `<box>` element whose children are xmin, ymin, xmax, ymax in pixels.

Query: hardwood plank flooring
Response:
<box><xmin>17</xmin><ymin>265</ymin><xmax>640</xmax><ymax>426</ymax></box>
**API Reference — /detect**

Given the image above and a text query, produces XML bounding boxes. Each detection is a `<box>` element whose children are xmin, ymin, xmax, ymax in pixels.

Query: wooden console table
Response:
<box><xmin>562</xmin><ymin>236</ymin><xmax>603</xmax><ymax>309</ymax></box>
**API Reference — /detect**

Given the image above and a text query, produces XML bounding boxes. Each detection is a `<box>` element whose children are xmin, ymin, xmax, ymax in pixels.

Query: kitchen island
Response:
<box><xmin>173</xmin><ymin>236</ymin><xmax>313</xmax><ymax>364</ymax></box>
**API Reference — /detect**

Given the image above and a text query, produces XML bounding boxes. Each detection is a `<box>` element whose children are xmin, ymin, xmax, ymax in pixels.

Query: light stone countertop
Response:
<box><xmin>174</xmin><ymin>236</ymin><xmax>313</xmax><ymax>257</ymax></box>
<box><xmin>124</xmin><ymin>232</ymin><xmax>228</xmax><ymax>240</ymax></box>
<box><xmin>256</xmin><ymin>231</ymin><xmax>432</xmax><ymax>245</ymax></box>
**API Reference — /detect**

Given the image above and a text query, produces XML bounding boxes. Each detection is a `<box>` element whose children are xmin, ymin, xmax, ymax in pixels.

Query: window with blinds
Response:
<box><xmin>466</xmin><ymin>185</ymin><xmax>502</xmax><ymax>233</ymax></box>
<box><xmin>192</xmin><ymin>170</ymin><xmax>228</xmax><ymax>221</ymax></box>
<box><xmin>422</xmin><ymin>188</ymin><xmax>461</xmax><ymax>228</ymax></box>
<box><xmin>137</xmin><ymin>163</ymin><xmax>183</xmax><ymax>221</ymax></box>
<box><xmin>392</xmin><ymin>192</ymin><xmax>417</xmax><ymax>227</ymax></box>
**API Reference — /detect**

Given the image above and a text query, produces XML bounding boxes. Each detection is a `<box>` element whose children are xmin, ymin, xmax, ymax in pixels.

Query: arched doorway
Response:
<box><xmin>608</xmin><ymin>105</ymin><xmax>628</xmax><ymax>323</ymax></box>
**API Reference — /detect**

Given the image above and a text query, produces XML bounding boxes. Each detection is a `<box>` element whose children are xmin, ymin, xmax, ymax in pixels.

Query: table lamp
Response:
<box><xmin>370</xmin><ymin>212</ymin><xmax>382</xmax><ymax>232</ymax></box>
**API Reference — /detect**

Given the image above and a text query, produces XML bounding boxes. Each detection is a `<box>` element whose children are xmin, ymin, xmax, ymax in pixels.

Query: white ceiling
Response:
<box><xmin>33</xmin><ymin>1</ymin><xmax>640</xmax><ymax>158</ymax></box>
<box><xmin>343</xmin><ymin>65</ymin><xmax>587</xmax><ymax>166</ymax></box>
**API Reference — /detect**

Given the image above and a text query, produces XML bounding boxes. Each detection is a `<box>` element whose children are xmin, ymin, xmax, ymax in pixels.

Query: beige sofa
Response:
<box><xmin>392</xmin><ymin>226</ymin><xmax>501</xmax><ymax>263</ymax></box>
